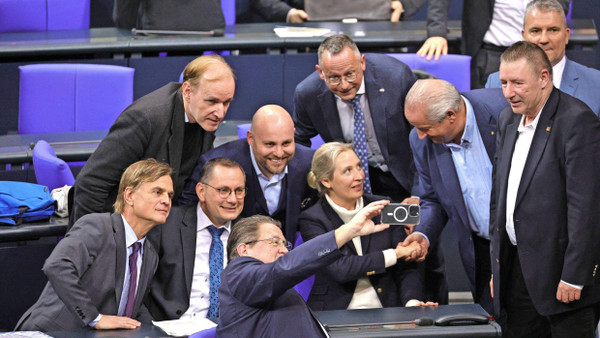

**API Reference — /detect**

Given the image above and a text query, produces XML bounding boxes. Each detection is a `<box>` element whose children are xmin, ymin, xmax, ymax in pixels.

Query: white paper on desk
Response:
<box><xmin>0</xmin><ymin>332</ymin><xmax>51</xmax><ymax>338</ymax></box>
<box><xmin>274</xmin><ymin>26</ymin><xmax>331</xmax><ymax>37</ymax></box>
<box><xmin>152</xmin><ymin>317</ymin><xmax>217</xmax><ymax>337</ymax></box>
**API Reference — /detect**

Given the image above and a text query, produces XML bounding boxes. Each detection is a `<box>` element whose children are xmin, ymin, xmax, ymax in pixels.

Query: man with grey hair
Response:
<box><xmin>402</xmin><ymin>79</ymin><xmax>509</xmax><ymax>315</ymax></box>
<box><xmin>485</xmin><ymin>0</ymin><xmax>600</xmax><ymax>116</ymax></box>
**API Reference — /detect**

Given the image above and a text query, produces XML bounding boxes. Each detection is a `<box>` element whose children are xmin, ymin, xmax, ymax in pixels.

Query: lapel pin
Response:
<box><xmin>546</xmin><ymin>126</ymin><xmax>551</xmax><ymax>132</ymax></box>
<box><xmin>379</xmin><ymin>88</ymin><xmax>385</xmax><ymax>93</ymax></box>
<box><xmin>491</xmin><ymin>131</ymin><xmax>495</xmax><ymax>135</ymax></box>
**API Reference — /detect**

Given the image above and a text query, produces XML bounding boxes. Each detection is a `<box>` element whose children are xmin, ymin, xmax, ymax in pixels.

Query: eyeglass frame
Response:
<box><xmin>245</xmin><ymin>237</ymin><xmax>293</xmax><ymax>251</ymax></box>
<box><xmin>323</xmin><ymin>71</ymin><xmax>358</xmax><ymax>86</ymax></box>
<box><xmin>201</xmin><ymin>182</ymin><xmax>247</xmax><ymax>199</ymax></box>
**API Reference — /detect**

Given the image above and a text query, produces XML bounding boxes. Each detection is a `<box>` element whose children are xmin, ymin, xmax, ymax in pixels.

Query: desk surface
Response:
<box><xmin>0</xmin><ymin>20</ymin><xmax>596</xmax><ymax>58</ymax></box>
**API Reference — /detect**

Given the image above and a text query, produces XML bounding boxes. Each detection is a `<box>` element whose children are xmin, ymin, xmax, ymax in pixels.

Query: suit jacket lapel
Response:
<box><xmin>317</xmin><ymin>89</ymin><xmax>344</xmax><ymax>141</ymax></box>
<box><xmin>559</xmin><ymin>58</ymin><xmax>578</xmax><ymax>97</ymax></box>
<box><xmin>515</xmin><ymin>89</ymin><xmax>559</xmax><ymax>207</ymax></box>
<box><xmin>133</xmin><ymin>240</ymin><xmax>158</xmax><ymax>315</ymax></box>
<box><xmin>497</xmin><ymin>112</ymin><xmax>521</xmax><ymax>209</ymax></box>
<box><xmin>112</xmin><ymin>213</ymin><xmax>127</xmax><ymax>307</ymax></box>
<box><xmin>321</xmin><ymin>199</ymin><xmax>358</xmax><ymax>254</ymax></box>
<box><xmin>168</xmin><ymin>91</ymin><xmax>186</xmax><ymax>178</ymax></box>
<box><xmin>434</xmin><ymin>145</ymin><xmax>470</xmax><ymax>228</ymax></box>
<box><xmin>364</xmin><ymin>68</ymin><xmax>390</xmax><ymax>160</ymax></box>
<box><xmin>180</xmin><ymin>205</ymin><xmax>199</xmax><ymax>296</ymax></box>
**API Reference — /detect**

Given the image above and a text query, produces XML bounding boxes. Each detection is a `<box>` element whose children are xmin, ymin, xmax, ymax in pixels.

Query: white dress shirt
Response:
<box><xmin>483</xmin><ymin>0</ymin><xmax>530</xmax><ymax>47</ymax></box>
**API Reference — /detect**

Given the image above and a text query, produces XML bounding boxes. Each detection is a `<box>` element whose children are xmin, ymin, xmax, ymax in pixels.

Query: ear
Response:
<box><xmin>540</xmin><ymin>68</ymin><xmax>551</xmax><ymax>89</ymax></box>
<box><xmin>247</xmin><ymin>130</ymin><xmax>253</xmax><ymax>146</ymax></box>
<box><xmin>316</xmin><ymin>65</ymin><xmax>325</xmax><ymax>81</ymax></box>
<box><xmin>196</xmin><ymin>182</ymin><xmax>205</xmax><ymax>202</ymax></box>
<box><xmin>565</xmin><ymin>27</ymin><xmax>570</xmax><ymax>45</ymax></box>
<box><xmin>124</xmin><ymin>186</ymin><xmax>135</xmax><ymax>207</ymax></box>
<box><xmin>181</xmin><ymin>81</ymin><xmax>191</xmax><ymax>102</ymax></box>
<box><xmin>446</xmin><ymin>109</ymin><xmax>457</xmax><ymax>123</ymax></box>
<box><xmin>237</xmin><ymin>243</ymin><xmax>248</xmax><ymax>257</ymax></box>
<box><xmin>360</xmin><ymin>54</ymin><xmax>366</xmax><ymax>72</ymax></box>
<box><xmin>320</xmin><ymin>178</ymin><xmax>332</xmax><ymax>190</ymax></box>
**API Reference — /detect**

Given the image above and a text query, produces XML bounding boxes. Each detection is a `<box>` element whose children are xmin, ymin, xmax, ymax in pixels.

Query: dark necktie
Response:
<box><xmin>124</xmin><ymin>241</ymin><xmax>141</xmax><ymax>317</ymax></box>
<box><xmin>207</xmin><ymin>226</ymin><xmax>225</xmax><ymax>318</ymax></box>
<box><xmin>351</xmin><ymin>94</ymin><xmax>372</xmax><ymax>193</ymax></box>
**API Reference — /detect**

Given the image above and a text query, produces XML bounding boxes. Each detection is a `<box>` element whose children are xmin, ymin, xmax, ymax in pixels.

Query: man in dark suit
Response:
<box><xmin>218</xmin><ymin>203</ymin><xmax>391</xmax><ymax>337</ymax></box>
<box><xmin>113</xmin><ymin>0</ymin><xmax>225</xmax><ymax>32</ymax></box>
<box><xmin>402</xmin><ymin>79</ymin><xmax>509</xmax><ymax>316</ymax></box>
<box><xmin>491</xmin><ymin>41</ymin><xmax>600</xmax><ymax>336</ymax></box>
<box><xmin>485</xmin><ymin>0</ymin><xmax>600</xmax><ymax>117</ymax></box>
<box><xmin>236</xmin><ymin>0</ymin><xmax>307</xmax><ymax>23</ymax></box>
<box><xmin>293</xmin><ymin>34</ymin><xmax>417</xmax><ymax>202</ymax></box>
<box><xmin>145</xmin><ymin>158</ymin><xmax>245</xmax><ymax>320</ymax></box>
<box><xmin>71</xmin><ymin>55</ymin><xmax>235</xmax><ymax>225</ymax></box>
<box><xmin>15</xmin><ymin>159</ymin><xmax>173</xmax><ymax>331</ymax></box>
<box><xmin>180</xmin><ymin>105</ymin><xmax>316</xmax><ymax>243</ymax></box>
<box><xmin>462</xmin><ymin>0</ymin><xmax>569</xmax><ymax>88</ymax></box>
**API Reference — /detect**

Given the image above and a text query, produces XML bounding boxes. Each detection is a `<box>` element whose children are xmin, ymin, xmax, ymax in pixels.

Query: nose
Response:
<box><xmin>356</xmin><ymin>167</ymin><xmax>365</xmax><ymax>180</ymax></box>
<box><xmin>279</xmin><ymin>246</ymin><xmax>289</xmax><ymax>255</ymax></box>
<box><xmin>226</xmin><ymin>190</ymin><xmax>238</xmax><ymax>203</ymax></box>
<box><xmin>539</xmin><ymin>31</ymin><xmax>549</xmax><ymax>44</ymax></box>
<box><xmin>503</xmin><ymin>83</ymin><xmax>515</xmax><ymax>99</ymax></box>
<box><xmin>161</xmin><ymin>192</ymin><xmax>171</xmax><ymax>206</ymax></box>
<box><xmin>416</xmin><ymin>129</ymin><xmax>427</xmax><ymax>140</ymax></box>
<box><xmin>274</xmin><ymin>145</ymin><xmax>284</xmax><ymax>157</ymax></box>
<box><xmin>214</xmin><ymin>103</ymin><xmax>226</xmax><ymax>119</ymax></box>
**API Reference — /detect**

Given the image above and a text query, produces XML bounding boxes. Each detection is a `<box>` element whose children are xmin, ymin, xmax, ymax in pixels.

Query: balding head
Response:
<box><xmin>247</xmin><ymin>105</ymin><xmax>296</xmax><ymax>179</ymax></box>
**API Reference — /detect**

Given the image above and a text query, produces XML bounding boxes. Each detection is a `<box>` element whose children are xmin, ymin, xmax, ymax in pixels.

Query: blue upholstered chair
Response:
<box><xmin>387</xmin><ymin>53</ymin><xmax>472</xmax><ymax>92</ymax></box>
<box><xmin>18</xmin><ymin>64</ymin><xmax>134</xmax><ymax>134</ymax></box>
<box><xmin>0</xmin><ymin>0</ymin><xmax>90</xmax><ymax>33</ymax></box>
<box><xmin>32</xmin><ymin>140</ymin><xmax>75</xmax><ymax>191</ymax></box>
<box><xmin>292</xmin><ymin>233</ymin><xmax>315</xmax><ymax>301</ymax></box>
<box><xmin>189</xmin><ymin>326</ymin><xmax>217</xmax><ymax>338</ymax></box>
<box><xmin>222</xmin><ymin>0</ymin><xmax>235</xmax><ymax>26</ymax></box>
<box><xmin>236</xmin><ymin>123</ymin><xmax>325</xmax><ymax>150</ymax></box>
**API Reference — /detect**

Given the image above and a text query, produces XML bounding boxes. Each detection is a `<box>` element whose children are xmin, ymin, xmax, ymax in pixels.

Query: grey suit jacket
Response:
<box><xmin>145</xmin><ymin>204</ymin><xmax>201</xmax><ymax>320</ymax></box>
<box><xmin>15</xmin><ymin>213</ymin><xmax>157</xmax><ymax>331</ymax></box>
<box><xmin>71</xmin><ymin>82</ymin><xmax>215</xmax><ymax>224</ymax></box>
<box><xmin>485</xmin><ymin>58</ymin><xmax>600</xmax><ymax>117</ymax></box>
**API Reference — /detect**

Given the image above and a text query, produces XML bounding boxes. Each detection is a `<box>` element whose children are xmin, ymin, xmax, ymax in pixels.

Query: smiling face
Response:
<box><xmin>321</xmin><ymin>150</ymin><xmax>364</xmax><ymax>210</ymax></box>
<box><xmin>316</xmin><ymin>47</ymin><xmax>366</xmax><ymax>101</ymax></box>
<box><xmin>126</xmin><ymin>174</ymin><xmax>174</xmax><ymax>226</ymax></box>
<box><xmin>500</xmin><ymin>58</ymin><xmax>550</xmax><ymax>118</ymax></box>
<box><xmin>247</xmin><ymin>106</ymin><xmax>296</xmax><ymax>179</ymax></box>
<box><xmin>244</xmin><ymin>222</ymin><xmax>288</xmax><ymax>263</ymax></box>
<box><xmin>197</xmin><ymin>165</ymin><xmax>245</xmax><ymax>226</ymax></box>
<box><xmin>522</xmin><ymin>8</ymin><xmax>570</xmax><ymax>67</ymax></box>
<box><xmin>182</xmin><ymin>67</ymin><xmax>235</xmax><ymax>132</ymax></box>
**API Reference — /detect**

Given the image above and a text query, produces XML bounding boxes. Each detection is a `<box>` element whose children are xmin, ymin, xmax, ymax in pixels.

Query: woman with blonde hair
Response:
<box><xmin>299</xmin><ymin>142</ymin><xmax>436</xmax><ymax>311</ymax></box>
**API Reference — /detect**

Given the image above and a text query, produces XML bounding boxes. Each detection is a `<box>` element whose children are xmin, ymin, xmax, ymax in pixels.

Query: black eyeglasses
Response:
<box><xmin>202</xmin><ymin>182</ymin><xmax>246</xmax><ymax>199</ymax></box>
<box><xmin>245</xmin><ymin>237</ymin><xmax>293</xmax><ymax>250</ymax></box>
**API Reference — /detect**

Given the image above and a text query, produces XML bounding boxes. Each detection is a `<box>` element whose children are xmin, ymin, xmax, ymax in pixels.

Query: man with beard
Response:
<box><xmin>144</xmin><ymin>158</ymin><xmax>245</xmax><ymax>320</ymax></box>
<box><xmin>180</xmin><ymin>105</ymin><xmax>316</xmax><ymax>243</ymax></box>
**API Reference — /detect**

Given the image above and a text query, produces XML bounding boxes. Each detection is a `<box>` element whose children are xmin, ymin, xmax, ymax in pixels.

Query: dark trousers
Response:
<box><xmin>471</xmin><ymin>43</ymin><xmax>506</xmax><ymax>89</ymax></box>
<box><xmin>504</xmin><ymin>246</ymin><xmax>600</xmax><ymax>338</ymax></box>
<box><xmin>368</xmin><ymin>166</ymin><xmax>410</xmax><ymax>202</ymax></box>
<box><xmin>473</xmin><ymin>235</ymin><xmax>493</xmax><ymax>315</ymax></box>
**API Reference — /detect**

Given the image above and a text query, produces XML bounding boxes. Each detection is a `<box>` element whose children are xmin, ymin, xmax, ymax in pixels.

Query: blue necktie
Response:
<box><xmin>207</xmin><ymin>226</ymin><xmax>225</xmax><ymax>318</ymax></box>
<box><xmin>351</xmin><ymin>94</ymin><xmax>372</xmax><ymax>193</ymax></box>
<box><xmin>124</xmin><ymin>241</ymin><xmax>141</xmax><ymax>318</ymax></box>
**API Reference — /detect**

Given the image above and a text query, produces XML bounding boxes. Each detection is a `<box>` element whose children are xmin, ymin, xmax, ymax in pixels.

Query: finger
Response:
<box><xmin>427</xmin><ymin>47</ymin><xmax>434</xmax><ymax>61</ymax></box>
<box><xmin>417</xmin><ymin>45</ymin><xmax>426</xmax><ymax>57</ymax></box>
<box><xmin>434</xmin><ymin>46</ymin><xmax>442</xmax><ymax>61</ymax></box>
<box><xmin>574</xmin><ymin>289</ymin><xmax>581</xmax><ymax>301</ymax></box>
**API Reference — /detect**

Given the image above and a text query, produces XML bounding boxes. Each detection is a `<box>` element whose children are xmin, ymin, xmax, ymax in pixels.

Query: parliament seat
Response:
<box><xmin>0</xmin><ymin>0</ymin><xmax>90</xmax><ymax>33</ymax></box>
<box><xmin>387</xmin><ymin>53</ymin><xmax>472</xmax><ymax>92</ymax></box>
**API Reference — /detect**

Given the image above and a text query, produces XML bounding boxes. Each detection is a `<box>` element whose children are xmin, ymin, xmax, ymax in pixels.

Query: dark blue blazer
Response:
<box><xmin>485</xmin><ymin>58</ymin><xmax>600</xmax><ymax>118</ymax></box>
<box><xmin>491</xmin><ymin>88</ymin><xmax>600</xmax><ymax>317</ymax></box>
<box><xmin>410</xmin><ymin>89</ymin><xmax>508</xmax><ymax>302</ymax></box>
<box><xmin>293</xmin><ymin>53</ymin><xmax>417</xmax><ymax>193</ymax></box>
<box><xmin>217</xmin><ymin>231</ymin><xmax>341</xmax><ymax>338</ymax></box>
<box><xmin>298</xmin><ymin>194</ymin><xmax>422</xmax><ymax>311</ymax></box>
<box><xmin>179</xmin><ymin>138</ymin><xmax>316</xmax><ymax>242</ymax></box>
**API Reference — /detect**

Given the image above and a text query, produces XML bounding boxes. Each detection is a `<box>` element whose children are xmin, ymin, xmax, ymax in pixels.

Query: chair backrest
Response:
<box><xmin>387</xmin><ymin>53</ymin><xmax>472</xmax><ymax>92</ymax></box>
<box><xmin>189</xmin><ymin>326</ymin><xmax>217</xmax><ymax>338</ymax></box>
<box><xmin>236</xmin><ymin>123</ymin><xmax>325</xmax><ymax>150</ymax></box>
<box><xmin>32</xmin><ymin>140</ymin><xmax>75</xmax><ymax>191</ymax></box>
<box><xmin>292</xmin><ymin>232</ymin><xmax>315</xmax><ymax>301</ymax></box>
<box><xmin>0</xmin><ymin>0</ymin><xmax>90</xmax><ymax>33</ymax></box>
<box><xmin>19</xmin><ymin>63</ymin><xmax>134</xmax><ymax>134</ymax></box>
<box><xmin>221</xmin><ymin>0</ymin><xmax>235</xmax><ymax>26</ymax></box>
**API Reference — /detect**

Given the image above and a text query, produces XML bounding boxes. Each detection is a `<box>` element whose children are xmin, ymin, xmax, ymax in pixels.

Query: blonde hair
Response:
<box><xmin>307</xmin><ymin>142</ymin><xmax>354</xmax><ymax>195</ymax></box>
<box><xmin>113</xmin><ymin>159</ymin><xmax>172</xmax><ymax>214</ymax></box>
<box><xmin>182</xmin><ymin>54</ymin><xmax>235</xmax><ymax>89</ymax></box>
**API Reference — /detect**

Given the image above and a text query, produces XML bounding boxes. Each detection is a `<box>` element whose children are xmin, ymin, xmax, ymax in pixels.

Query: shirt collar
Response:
<box><xmin>552</xmin><ymin>56</ymin><xmax>567</xmax><ymax>89</ymax></box>
<box><xmin>196</xmin><ymin>203</ymin><xmax>232</xmax><ymax>233</ymax></box>
<box><xmin>120</xmin><ymin>215</ymin><xmax>146</xmax><ymax>248</ymax></box>
<box><xmin>517</xmin><ymin>100</ymin><xmax>546</xmax><ymax>132</ymax></box>
<box><xmin>249</xmin><ymin>145</ymin><xmax>288</xmax><ymax>181</ymax></box>
<box><xmin>444</xmin><ymin>96</ymin><xmax>475</xmax><ymax>150</ymax></box>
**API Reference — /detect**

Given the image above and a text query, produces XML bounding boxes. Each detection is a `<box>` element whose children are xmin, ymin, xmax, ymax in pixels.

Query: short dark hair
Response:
<box><xmin>199</xmin><ymin>157</ymin><xmax>245</xmax><ymax>184</ymax></box>
<box><xmin>317</xmin><ymin>34</ymin><xmax>361</xmax><ymax>67</ymax></box>
<box><xmin>227</xmin><ymin>215</ymin><xmax>282</xmax><ymax>262</ymax></box>
<box><xmin>501</xmin><ymin>41</ymin><xmax>553</xmax><ymax>79</ymax></box>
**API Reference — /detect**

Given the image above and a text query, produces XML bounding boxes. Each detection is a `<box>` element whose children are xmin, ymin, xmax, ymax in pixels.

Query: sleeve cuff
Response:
<box><xmin>414</xmin><ymin>231</ymin><xmax>430</xmax><ymax>246</ymax></box>
<box><xmin>88</xmin><ymin>314</ymin><xmax>102</xmax><ymax>327</ymax></box>
<box><xmin>561</xmin><ymin>280</ymin><xmax>583</xmax><ymax>290</ymax></box>
<box><xmin>405</xmin><ymin>299</ymin><xmax>421</xmax><ymax>307</ymax></box>
<box><xmin>382</xmin><ymin>249</ymin><xmax>398</xmax><ymax>268</ymax></box>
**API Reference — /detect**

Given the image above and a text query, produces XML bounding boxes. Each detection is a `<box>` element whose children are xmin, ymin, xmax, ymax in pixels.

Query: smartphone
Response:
<box><xmin>381</xmin><ymin>203</ymin><xmax>420</xmax><ymax>225</ymax></box>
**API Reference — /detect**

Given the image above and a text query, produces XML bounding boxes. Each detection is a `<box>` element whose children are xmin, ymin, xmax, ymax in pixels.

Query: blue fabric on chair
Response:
<box><xmin>387</xmin><ymin>54</ymin><xmax>472</xmax><ymax>92</ymax></box>
<box><xmin>32</xmin><ymin>140</ymin><xmax>75</xmax><ymax>191</ymax></box>
<box><xmin>236</xmin><ymin>123</ymin><xmax>325</xmax><ymax>150</ymax></box>
<box><xmin>292</xmin><ymin>232</ymin><xmax>315</xmax><ymax>301</ymax></box>
<box><xmin>19</xmin><ymin>64</ymin><xmax>134</xmax><ymax>134</ymax></box>
<box><xmin>0</xmin><ymin>0</ymin><xmax>89</xmax><ymax>33</ymax></box>
<box><xmin>189</xmin><ymin>326</ymin><xmax>217</xmax><ymax>338</ymax></box>
<box><xmin>221</xmin><ymin>0</ymin><xmax>235</xmax><ymax>26</ymax></box>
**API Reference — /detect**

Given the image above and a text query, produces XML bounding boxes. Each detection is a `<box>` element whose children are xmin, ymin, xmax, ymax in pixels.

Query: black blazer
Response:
<box><xmin>298</xmin><ymin>193</ymin><xmax>422</xmax><ymax>311</ymax></box>
<box><xmin>490</xmin><ymin>88</ymin><xmax>600</xmax><ymax>317</ymax></box>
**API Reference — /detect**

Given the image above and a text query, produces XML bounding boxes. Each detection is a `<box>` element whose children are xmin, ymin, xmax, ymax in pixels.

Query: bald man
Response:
<box><xmin>180</xmin><ymin>105</ymin><xmax>317</xmax><ymax>242</ymax></box>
